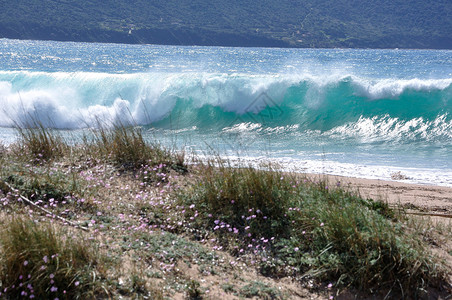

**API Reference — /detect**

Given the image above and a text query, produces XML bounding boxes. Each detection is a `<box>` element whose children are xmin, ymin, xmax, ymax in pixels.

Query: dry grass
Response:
<box><xmin>14</xmin><ymin>120</ymin><xmax>67</xmax><ymax>162</ymax></box>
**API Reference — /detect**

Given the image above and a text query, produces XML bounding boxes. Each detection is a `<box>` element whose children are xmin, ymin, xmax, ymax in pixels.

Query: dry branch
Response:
<box><xmin>1</xmin><ymin>180</ymin><xmax>89</xmax><ymax>231</ymax></box>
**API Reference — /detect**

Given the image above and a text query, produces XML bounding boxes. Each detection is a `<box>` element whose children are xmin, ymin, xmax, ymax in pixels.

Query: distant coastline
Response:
<box><xmin>1</xmin><ymin>0</ymin><xmax>451</xmax><ymax>49</ymax></box>
<box><xmin>1</xmin><ymin>29</ymin><xmax>451</xmax><ymax>50</ymax></box>
<box><xmin>0</xmin><ymin>27</ymin><xmax>291</xmax><ymax>49</ymax></box>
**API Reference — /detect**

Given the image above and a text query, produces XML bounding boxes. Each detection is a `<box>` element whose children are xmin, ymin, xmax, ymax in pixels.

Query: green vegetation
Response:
<box><xmin>0</xmin><ymin>0</ymin><xmax>450</xmax><ymax>48</ymax></box>
<box><xmin>239</xmin><ymin>281</ymin><xmax>284</xmax><ymax>299</ymax></box>
<box><xmin>87</xmin><ymin>124</ymin><xmax>186</xmax><ymax>172</ymax></box>
<box><xmin>15</xmin><ymin>121</ymin><xmax>67</xmax><ymax>162</ymax></box>
<box><xmin>0</xmin><ymin>123</ymin><xmax>450</xmax><ymax>299</ymax></box>
<box><xmin>176</xmin><ymin>162</ymin><xmax>445</xmax><ymax>297</ymax></box>
<box><xmin>0</xmin><ymin>216</ymin><xmax>106</xmax><ymax>299</ymax></box>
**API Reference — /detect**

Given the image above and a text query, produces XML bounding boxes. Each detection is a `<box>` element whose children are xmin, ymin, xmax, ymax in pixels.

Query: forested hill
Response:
<box><xmin>0</xmin><ymin>0</ymin><xmax>451</xmax><ymax>49</ymax></box>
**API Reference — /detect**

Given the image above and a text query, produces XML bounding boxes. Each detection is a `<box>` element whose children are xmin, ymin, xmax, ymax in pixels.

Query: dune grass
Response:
<box><xmin>176</xmin><ymin>161</ymin><xmax>446</xmax><ymax>298</ymax></box>
<box><xmin>0</xmin><ymin>122</ymin><xmax>450</xmax><ymax>298</ymax></box>
<box><xmin>1</xmin><ymin>123</ymin><xmax>186</xmax><ymax>207</ymax></box>
<box><xmin>0</xmin><ymin>216</ymin><xmax>107</xmax><ymax>299</ymax></box>
<box><xmin>14</xmin><ymin>121</ymin><xmax>67</xmax><ymax>162</ymax></box>
<box><xmin>87</xmin><ymin>124</ymin><xmax>186</xmax><ymax>172</ymax></box>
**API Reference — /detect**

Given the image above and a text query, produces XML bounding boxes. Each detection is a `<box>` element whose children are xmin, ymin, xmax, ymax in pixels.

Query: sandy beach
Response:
<box><xmin>321</xmin><ymin>175</ymin><xmax>452</xmax><ymax>215</ymax></box>
<box><xmin>330</xmin><ymin>176</ymin><xmax>452</xmax><ymax>216</ymax></box>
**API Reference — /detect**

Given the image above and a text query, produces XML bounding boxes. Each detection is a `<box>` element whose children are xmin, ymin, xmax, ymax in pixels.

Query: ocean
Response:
<box><xmin>1</xmin><ymin>39</ymin><xmax>451</xmax><ymax>186</ymax></box>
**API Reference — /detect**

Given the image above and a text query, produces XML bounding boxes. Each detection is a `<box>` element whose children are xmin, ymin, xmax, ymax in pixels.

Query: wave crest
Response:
<box><xmin>0</xmin><ymin>71</ymin><xmax>450</xmax><ymax>132</ymax></box>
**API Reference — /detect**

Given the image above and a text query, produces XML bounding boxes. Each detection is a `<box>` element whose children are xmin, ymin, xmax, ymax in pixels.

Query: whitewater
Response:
<box><xmin>1</xmin><ymin>39</ymin><xmax>451</xmax><ymax>186</ymax></box>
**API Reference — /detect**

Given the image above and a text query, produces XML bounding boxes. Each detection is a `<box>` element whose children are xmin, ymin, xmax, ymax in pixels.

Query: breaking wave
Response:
<box><xmin>0</xmin><ymin>70</ymin><xmax>451</xmax><ymax>143</ymax></box>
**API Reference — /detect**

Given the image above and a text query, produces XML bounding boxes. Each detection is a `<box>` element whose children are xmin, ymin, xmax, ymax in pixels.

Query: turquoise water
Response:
<box><xmin>1</xmin><ymin>39</ymin><xmax>451</xmax><ymax>186</ymax></box>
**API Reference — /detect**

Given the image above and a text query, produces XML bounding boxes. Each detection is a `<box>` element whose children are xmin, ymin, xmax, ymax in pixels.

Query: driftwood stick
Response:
<box><xmin>405</xmin><ymin>211</ymin><xmax>452</xmax><ymax>219</ymax></box>
<box><xmin>1</xmin><ymin>180</ymin><xmax>89</xmax><ymax>231</ymax></box>
<box><xmin>388</xmin><ymin>204</ymin><xmax>452</xmax><ymax>219</ymax></box>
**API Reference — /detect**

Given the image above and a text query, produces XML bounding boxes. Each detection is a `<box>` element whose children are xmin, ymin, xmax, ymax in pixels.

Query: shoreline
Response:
<box><xmin>214</xmin><ymin>155</ymin><xmax>452</xmax><ymax>189</ymax></box>
<box><xmin>2</xmin><ymin>129</ymin><xmax>451</xmax><ymax>213</ymax></box>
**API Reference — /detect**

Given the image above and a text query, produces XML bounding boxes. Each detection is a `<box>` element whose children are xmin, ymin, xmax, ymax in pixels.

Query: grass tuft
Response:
<box><xmin>239</xmin><ymin>281</ymin><xmax>283</xmax><ymax>299</ymax></box>
<box><xmin>88</xmin><ymin>123</ymin><xmax>186</xmax><ymax>172</ymax></box>
<box><xmin>180</xmin><ymin>161</ymin><xmax>293</xmax><ymax>240</ymax></box>
<box><xmin>0</xmin><ymin>216</ymin><xmax>107</xmax><ymax>299</ymax></box>
<box><xmin>14</xmin><ymin>120</ymin><xmax>66</xmax><ymax>162</ymax></box>
<box><xmin>186</xmin><ymin>279</ymin><xmax>203</xmax><ymax>299</ymax></box>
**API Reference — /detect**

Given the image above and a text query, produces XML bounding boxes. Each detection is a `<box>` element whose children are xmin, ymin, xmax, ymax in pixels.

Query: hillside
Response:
<box><xmin>0</xmin><ymin>0</ymin><xmax>451</xmax><ymax>48</ymax></box>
